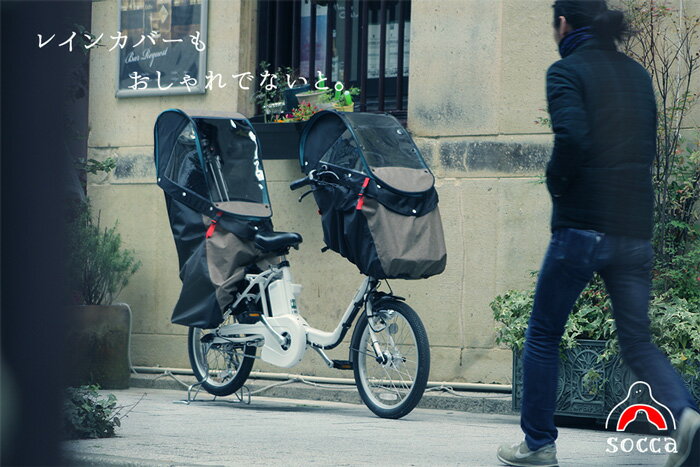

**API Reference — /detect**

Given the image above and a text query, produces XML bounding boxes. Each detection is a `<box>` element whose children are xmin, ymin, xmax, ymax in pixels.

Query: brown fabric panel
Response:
<box><xmin>370</xmin><ymin>166</ymin><xmax>434</xmax><ymax>193</ymax></box>
<box><xmin>203</xmin><ymin>216</ymin><xmax>279</xmax><ymax>309</ymax></box>
<box><xmin>362</xmin><ymin>198</ymin><xmax>447</xmax><ymax>278</ymax></box>
<box><xmin>214</xmin><ymin>200</ymin><xmax>271</xmax><ymax>218</ymax></box>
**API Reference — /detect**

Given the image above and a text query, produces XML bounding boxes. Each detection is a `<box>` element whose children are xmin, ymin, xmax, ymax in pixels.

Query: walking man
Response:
<box><xmin>496</xmin><ymin>1</ymin><xmax>700</xmax><ymax>466</ymax></box>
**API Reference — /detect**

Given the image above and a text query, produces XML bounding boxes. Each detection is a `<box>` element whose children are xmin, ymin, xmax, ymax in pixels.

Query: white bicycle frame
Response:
<box><xmin>209</xmin><ymin>256</ymin><xmax>379</xmax><ymax>368</ymax></box>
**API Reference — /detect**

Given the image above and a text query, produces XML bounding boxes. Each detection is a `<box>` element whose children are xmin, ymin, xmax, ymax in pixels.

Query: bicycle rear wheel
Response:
<box><xmin>350</xmin><ymin>299</ymin><xmax>430</xmax><ymax>419</ymax></box>
<box><xmin>187</xmin><ymin>319</ymin><xmax>256</xmax><ymax>397</ymax></box>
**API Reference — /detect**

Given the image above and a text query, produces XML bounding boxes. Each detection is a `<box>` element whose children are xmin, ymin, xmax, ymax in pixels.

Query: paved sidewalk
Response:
<box><xmin>63</xmin><ymin>387</ymin><xmax>666</xmax><ymax>466</ymax></box>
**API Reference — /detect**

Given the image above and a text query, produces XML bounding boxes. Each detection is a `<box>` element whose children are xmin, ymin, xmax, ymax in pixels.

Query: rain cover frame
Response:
<box><xmin>155</xmin><ymin>109</ymin><xmax>272</xmax><ymax>227</ymax></box>
<box><xmin>154</xmin><ymin>109</ymin><xmax>277</xmax><ymax>328</ymax></box>
<box><xmin>299</xmin><ymin>111</ymin><xmax>447</xmax><ymax>279</ymax></box>
<box><xmin>301</xmin><ymin>111</ymin><xmax>435</xmax><ymax>193</ymax></box>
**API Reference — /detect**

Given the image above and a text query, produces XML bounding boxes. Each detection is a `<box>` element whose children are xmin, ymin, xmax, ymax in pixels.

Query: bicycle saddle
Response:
<box><xmin>254</xmin><ymin>231</ymin><xmax>303</xmax><ymax>252</ymax></box>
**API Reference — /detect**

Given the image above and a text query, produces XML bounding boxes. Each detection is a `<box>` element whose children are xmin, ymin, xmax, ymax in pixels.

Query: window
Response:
<box><xmin>257</xmin><ymin>0</ymin><xmax>410</xmax><ymax>120</ymax></box>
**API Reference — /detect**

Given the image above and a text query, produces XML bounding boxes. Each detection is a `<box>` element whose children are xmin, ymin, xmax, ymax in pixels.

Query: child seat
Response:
<box><xmin>299</xmin><ymin>111</ymin><xmax>447</xmax><ymax>279</ymax></box>
<box><xmin>154</xmin><ymin>109</ymin><xmax>280</xmax><ymax>328</ymax></box>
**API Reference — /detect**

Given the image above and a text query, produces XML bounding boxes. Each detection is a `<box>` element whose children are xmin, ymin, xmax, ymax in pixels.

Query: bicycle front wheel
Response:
<box><xmin>350</xmin><ymin>299</ymin><xmax>430</xmax><ymax>419</ymax></box>
<box><xmin>188</xmin><ymin>322</ymin><xmax>255</xmax><ymax>397</ymax></box>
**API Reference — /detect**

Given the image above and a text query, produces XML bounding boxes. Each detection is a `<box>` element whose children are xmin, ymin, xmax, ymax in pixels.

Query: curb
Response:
<box><xmin>128</xmin><ymin>373</ymin><xmax>515</xmax><ymax>415</ymax></box>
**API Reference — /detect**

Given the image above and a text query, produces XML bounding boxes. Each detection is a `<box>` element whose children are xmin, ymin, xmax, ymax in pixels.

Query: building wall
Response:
<box><xmin>402</xmin><ymin>0</ymin><xmax>556</xmax><ymax>382</ymax></box>
<box><xmin>88</xmin><ymin>0</ymin><xmax>692</xmax><ymax>384</ymax></box>
<box><xmin>88</xmin><ymin>0</ymin><xmax>260</xmax><ymax>370</ymax></box>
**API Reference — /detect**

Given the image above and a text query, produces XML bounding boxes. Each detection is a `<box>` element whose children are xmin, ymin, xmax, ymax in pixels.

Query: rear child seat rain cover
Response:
<box><xmin>154</xmin><ymin>109</ymin><xmax>278</xmax><ymax>328</ymax></box>
<box><xmin>299</xmin><ymin>111</ymin><xmax>447</xmax><ymax>279</ymax></box>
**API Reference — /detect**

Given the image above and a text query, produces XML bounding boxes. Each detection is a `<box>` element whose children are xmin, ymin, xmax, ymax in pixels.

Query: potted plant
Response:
<box><xmin>251</xmin><ymin>64</ymin><xmax>362</xmax><ymax>159</ymax></box>
<box><xmin>295</xmin><ymin>89</ymin><xmax>328</xmax><ymax>108</ymax></box>
<box><xmin>65</xmin><ymin>202</ymin><xmax>141</xmax><ymax>389</ymax></box>
<box><xmin>251</xmin><ymin>102</ymin><xmax>323</xmax><ymax>160</ymax></box>
<box><xmin>295</xmin><ymin>73</ymin><xmax>334</xmax><ymax>108</ymax></box>
<box><xmin>251</xmin><ymin>62</ymin><xmax>315</xmax><ymax>159</ymax></box>
<box><xmin>254</xmin><ymin>61</ymin><xmax>288</xmax><ymax>123</ymax></box>
<box><xmin>299</xmin><ymin>84</ymin><xmax>360</xmax><ymax>112</ymax></box>
<box><xmin>492</xmin><ymin>273</ymin><xmax>700</xmax><ymax>418</ymax></box>
<box><xmin>327</xmin><ymin>86</ymin><xmax>360</xmax><ymax>112</ymax></box>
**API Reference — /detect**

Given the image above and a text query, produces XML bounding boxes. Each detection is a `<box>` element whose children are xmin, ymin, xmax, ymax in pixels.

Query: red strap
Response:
<box><xmin>205</xmin><ymin>221</ymin><xmax>217</xmax><ymax>238</ymax></box>
<box><xmin>205</xmin><ymin>212</ymin><xmax>223</xmax><ymax>239</ymax></box>
<box><xmin>356</xmin><ymin>177</ymin><xmax>371</xmax><ymax>211</ymax></box>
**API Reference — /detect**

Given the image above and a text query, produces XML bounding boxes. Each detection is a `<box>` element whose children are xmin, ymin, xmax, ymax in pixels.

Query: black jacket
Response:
<box><xmin>546</xmin><ymin>38</ymin><xmax>656</xmax><ymax>239</ymax></box>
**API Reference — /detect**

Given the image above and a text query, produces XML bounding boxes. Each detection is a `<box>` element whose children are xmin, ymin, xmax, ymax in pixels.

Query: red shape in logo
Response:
<box><xmin>616</xmin><ymin>404</ymin><xmax>668</xmax><ymax>432</ymax></box>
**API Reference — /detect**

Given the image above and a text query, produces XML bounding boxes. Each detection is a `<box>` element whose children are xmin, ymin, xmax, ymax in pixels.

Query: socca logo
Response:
<box><xmin>605</xmin><ymin>381</ymin><xmax>677</xmax><ymax>454</ymax></box>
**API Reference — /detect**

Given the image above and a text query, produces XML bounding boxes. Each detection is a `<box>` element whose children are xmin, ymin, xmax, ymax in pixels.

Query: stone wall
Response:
<box><xmin>88</xmin><ymin>0</ymin><xmax>696</xmax><ymax>384</ymax></box>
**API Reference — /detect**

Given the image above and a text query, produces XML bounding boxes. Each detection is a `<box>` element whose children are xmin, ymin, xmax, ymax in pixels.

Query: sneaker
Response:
<box><xmin>665</xmin><ymin>408</ymin><xmax>700</xmax><ymax>467</ymax></box>
<box><xmin>497</xmin><ymin>441</ymin><xmax>559</xmax><ymax>467</ymax></box>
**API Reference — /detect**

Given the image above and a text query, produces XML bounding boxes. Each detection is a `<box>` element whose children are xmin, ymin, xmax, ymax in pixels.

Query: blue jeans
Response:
<box><xmin>521</xmin><ymin>228</ymin><xmax>698</xmax><ymax>450</ymax></box>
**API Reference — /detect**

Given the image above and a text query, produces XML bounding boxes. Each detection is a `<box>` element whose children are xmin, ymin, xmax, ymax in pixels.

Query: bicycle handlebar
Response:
<box><xmin>290</xmin><ymin>177</ymin><xmax>312</xmax><ymax>191</ymax></box>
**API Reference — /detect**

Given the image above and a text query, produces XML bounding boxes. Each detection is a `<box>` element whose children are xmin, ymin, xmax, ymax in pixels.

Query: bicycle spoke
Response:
<box><xmin>197</xmin><ymin>332</ymin><xmax>246</xmax><ymax>386</ymax></box>
<box><xmin>359</xmin><ymin>313</ymin><xmax>421</xmax><ymax>406</ymax></box>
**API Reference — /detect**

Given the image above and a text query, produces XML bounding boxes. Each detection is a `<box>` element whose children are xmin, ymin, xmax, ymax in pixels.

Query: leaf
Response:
<box><xmin>62</xmin><ymin>385</ymin><xmax>128</xmax><ymax>440</ymax></box>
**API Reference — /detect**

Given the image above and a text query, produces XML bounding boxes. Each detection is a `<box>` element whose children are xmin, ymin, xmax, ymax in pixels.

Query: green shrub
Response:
<box><xmin>493</xmin><ymin>274</ymin><xmax>615</xmax><ymax>353</ymax></box>
<box><xmin>62</xmin><ymin>385</ymin><xmax>121</xmax><ymax>439</ymax></box>
<box><xmin>492</xmin><ymin>289</ymin><xmax>534</xmax><ymax>352</ymax></box>
<box><xmin>650</xmin><ymin>294</ymin><xmax>700</xmax><ymax>378</ymax></box>
<box><xmin>653</xmin><ymin>240</ymin><xmax>700</xmax><ymax>302</ymax></box>
<box><xmin>491</xmin><ymin>272</ymin><xmax>700</xmax><ymax>379</ymax></box>
<box><xmin>67</xmin><ymin>203</ymin><xmax>141</xmax><ymax>305</ymax></box>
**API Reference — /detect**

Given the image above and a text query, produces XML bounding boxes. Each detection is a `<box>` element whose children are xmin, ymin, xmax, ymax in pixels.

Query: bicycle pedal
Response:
<box><xmin>332</xmin><ymin>360</ymin><xmax>353</xmax><ymax>370</ymax></box>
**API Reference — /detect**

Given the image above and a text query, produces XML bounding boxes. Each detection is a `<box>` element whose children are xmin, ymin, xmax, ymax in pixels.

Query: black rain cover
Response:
<box><xmin>299</xmin><ymin>111</ymin><xmax>446</xmax><ymax>279</ymax></box>
<box><xmin>154</xmin><ymin>109</ymin><xmax>276</xmax><ymax>328</ymax></box>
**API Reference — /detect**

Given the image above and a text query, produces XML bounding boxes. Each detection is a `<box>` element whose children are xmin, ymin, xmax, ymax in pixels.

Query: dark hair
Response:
<box><xmin>553</xmin><ymin>0</ymin><xmax>628</xmax><ymax>41</ymax></box>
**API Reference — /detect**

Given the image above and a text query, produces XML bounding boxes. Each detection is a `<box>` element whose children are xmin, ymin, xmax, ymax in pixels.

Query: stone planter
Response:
<box><xmin>66</xmin><ymin>304</ymin><xmax>131</xmax><ymax>389</ymax></box>
<box><xmin>296</xmin><ymin>90</ymin><xmax>327</xmax><ymax>107</ymax></box>
<box><xmin>512</xmin><ymin>339</ymin><xmax>700</xmax><ymax>419</ymax></box>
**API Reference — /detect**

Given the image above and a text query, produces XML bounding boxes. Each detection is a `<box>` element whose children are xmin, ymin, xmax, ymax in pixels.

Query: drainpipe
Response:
<box><xmin>132</xmin><ymin>366</ymin><xmax>512</xmax><ymax>393</ymax></box>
